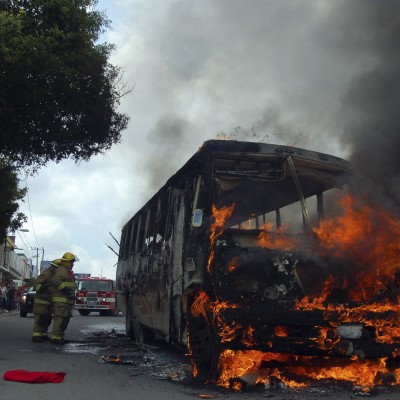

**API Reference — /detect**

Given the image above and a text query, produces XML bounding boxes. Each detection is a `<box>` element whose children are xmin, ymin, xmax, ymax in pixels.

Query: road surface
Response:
<box><xmin>1</xmin><ymin>310</ymin><xmax>400</xmax><ymax>399</ymax></box>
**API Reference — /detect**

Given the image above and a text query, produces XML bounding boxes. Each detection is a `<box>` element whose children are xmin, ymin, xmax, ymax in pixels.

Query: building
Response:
<box><xmin>0</xmin><ymin>236</ymin><xmax>34</xmax><ymax>284</ymax></box>
<box><xmin>40</xmin><ymin>260</ymin><xmax>52</xmax><ymax>272</ymax></box>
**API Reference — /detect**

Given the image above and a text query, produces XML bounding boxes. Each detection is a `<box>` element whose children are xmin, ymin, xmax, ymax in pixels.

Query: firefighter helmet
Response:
<box><xmin>50</xmin><ymin>259</ymin><xmax>62</xmax><ymax>268</ymax></box>
<box><xmin>60</xmin><ymin>252</ymin><xmax>78</xmax><ymax>262</ymax></box>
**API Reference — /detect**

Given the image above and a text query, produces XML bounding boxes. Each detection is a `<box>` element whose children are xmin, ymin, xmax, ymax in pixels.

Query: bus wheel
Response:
<box><xmin>111</xmin><ymin>305</ymin><xmax>119</xmax><ymax>316</ymax></box>
<box><xmin>188</xmin><ymin>314</ymin><xmax>221</xmax><ymax>382</ymax></box>
<box><xmin>78</xmin><ymin>310</ymin><xmax>91</xmax><ymax>316</ymax></box>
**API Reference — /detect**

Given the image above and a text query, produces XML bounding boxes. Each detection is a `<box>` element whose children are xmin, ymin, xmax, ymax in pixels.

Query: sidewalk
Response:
<box><xmin>0</xmin><ymin>310</ymin><xmax>19</xmax><ymax>318</ymax></box>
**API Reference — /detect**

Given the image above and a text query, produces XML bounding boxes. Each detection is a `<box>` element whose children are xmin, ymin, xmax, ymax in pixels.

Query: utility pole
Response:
<box><xmin>32</xmin><ymin>247</ymin><xmax>44</xmax><ymax>275</ymax></box>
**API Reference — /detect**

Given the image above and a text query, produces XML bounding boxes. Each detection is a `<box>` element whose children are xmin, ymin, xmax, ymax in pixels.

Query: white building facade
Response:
<box><xmin>0</xmin><ymin>236</ymin><xmax>34</xmax><ymax>284</ymax></box>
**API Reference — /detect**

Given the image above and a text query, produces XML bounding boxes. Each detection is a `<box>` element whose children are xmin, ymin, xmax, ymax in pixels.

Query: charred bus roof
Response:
<box><xmin>122</xmin><ymin>140</ymin><xmax>352</xmax><ymax>229</ymax></box>
<box><xmin>199</xmin><ymin>140</ymin><xmax>351</xmax><ymax>167</ymax></box>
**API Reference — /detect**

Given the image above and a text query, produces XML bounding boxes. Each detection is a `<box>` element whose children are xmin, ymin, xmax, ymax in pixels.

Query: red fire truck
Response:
<box><xmin>74</xmin><ymin>277</ymin><xmax>119</xmax><ymax>316</ymax></box>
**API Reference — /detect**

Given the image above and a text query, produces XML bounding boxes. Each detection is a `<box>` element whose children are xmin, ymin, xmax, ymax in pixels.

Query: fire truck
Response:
<box><xmin>75</xmin><ymin>277</ymin><xmax>119</xmax><ymax>316</ymax></box>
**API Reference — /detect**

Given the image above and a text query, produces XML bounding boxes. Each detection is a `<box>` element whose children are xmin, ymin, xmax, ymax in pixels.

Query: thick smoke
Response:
<box><xmin>214</xmin><ymin>1</ymin><xmax>400</xmax><ymax>211</ymax></box>
<box><xmin>335</xmin><ymin>0</ymin><xmax>400</xmax><ymax>208</ymax></box>
<box><xmin>144</xmin><ymin>115</ymin><xmax>194</xmax><ymax>200</ymax></box>
<box><xmin>114</xmin><ymin>0</ymin><xmax>400</xmax><ymax>211</ymax></box>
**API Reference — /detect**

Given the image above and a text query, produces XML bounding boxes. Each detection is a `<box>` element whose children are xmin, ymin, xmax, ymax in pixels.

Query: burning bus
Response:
<box><xmin>116</xmin><ymin>140</ymin><xmax>400</xmax><ymax>390</ymax></box>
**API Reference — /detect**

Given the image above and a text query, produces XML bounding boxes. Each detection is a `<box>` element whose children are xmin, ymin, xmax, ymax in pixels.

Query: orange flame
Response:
<box><xmin>314</xmin><ymin>194</ymin><xmax>400</xmax><ymax>301</ymax></box>
<box><xmin>191</xmin><ymin>290</ymin><xmax>212</xmax><ymax>320</ymax></box>
<box><xmin>274</xmin><ymin>326</ymin><xmax>289</xmax><ymax>337</ymax></box>
<box><xmin>258</xmin><ymin>222</ymin><xmax>297</xmax><ymax>250</ymax></box>
<box><xmin>241</xmin><ymin>325</ymin><xmax>255</xmax><ymax>347</ymax></box>
<box><xmin>190</xmin><ymin>290</ymin><xmax>238</xmax><ymax>325</ymax></box>
<box><xmin>295</xmin><ymin>194</ymin><xmax>400</xmax><ymax>345</ymax></box>
<box><xmin>207</xmin><ymin>204</ymin><xmax>235</xmax><ymax>273</ymax></box>
<box><xmin>228</xmin><ymin>257</ymin><xmax>238</xmax><ymax>272</ymax></box>
<box><xmin>217</xmin><ymin>351</ymin><xmax>399</xmax><ymax>390</ymax></box>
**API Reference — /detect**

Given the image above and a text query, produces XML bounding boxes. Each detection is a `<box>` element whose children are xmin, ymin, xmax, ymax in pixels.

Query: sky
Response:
<box><xmin>15</xmin><ymin>0</ymin><xmax>400</xmax><ymax>279</ymax></box>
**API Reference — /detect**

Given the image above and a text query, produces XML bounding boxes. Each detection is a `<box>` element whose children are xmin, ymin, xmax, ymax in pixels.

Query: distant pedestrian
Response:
<box><xmin>6</xmin><ymin>280</ymin><xmax>16</xmax><ymax>311</ymax></box>
<box><xmin>50</xmin><ymin>252</ymin><xmax>78</xmax><ymax>344</ymax></box>
<box><xmin>31</xmin><ymin>259</ymin><xmax>61</xmax><ymax>342</ymax></box>
<box><xmin>0</xmin><ymin>281</ymin><xmax>7</xmax><ymax>312</ymax></box>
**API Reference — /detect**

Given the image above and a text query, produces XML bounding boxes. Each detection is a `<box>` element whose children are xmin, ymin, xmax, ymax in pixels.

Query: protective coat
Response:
<box><xmin>50</xmin><ymin>264</ymin><xmax>76</xmax><ymax>342</ymax></box>
<box><xmin>32</xmin><ymin>260</ymin><xmax>59</xmax><ymax>340</ymax></box>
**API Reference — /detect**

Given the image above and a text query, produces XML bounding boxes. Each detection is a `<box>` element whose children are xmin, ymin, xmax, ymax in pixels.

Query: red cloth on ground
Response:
<box><xmin>3</xmin><ymin>370</ymin><xmax>66</xmax><ymax>383</ymax></box>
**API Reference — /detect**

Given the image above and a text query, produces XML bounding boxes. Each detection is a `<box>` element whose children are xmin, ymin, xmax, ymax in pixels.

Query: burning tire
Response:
<box><xmin>188</xmin><ymin>312</ymin><xmax>221</xmax><ymax>382</ymax></box>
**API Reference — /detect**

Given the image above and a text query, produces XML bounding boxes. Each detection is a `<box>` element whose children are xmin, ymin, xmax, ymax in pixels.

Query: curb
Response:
<box><xmin>0</xmin><ymin>310</ymin><xmax>19</xmax><ymax>318</ymax></box>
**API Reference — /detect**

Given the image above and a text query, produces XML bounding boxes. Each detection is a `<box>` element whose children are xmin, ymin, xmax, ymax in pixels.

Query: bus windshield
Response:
<box><xmin>212</xmin><ymin>154</ymin><xmax>350</xmax><ymax>233</ymax></box>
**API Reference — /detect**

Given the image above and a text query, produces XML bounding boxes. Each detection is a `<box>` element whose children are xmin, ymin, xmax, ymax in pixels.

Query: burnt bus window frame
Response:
<box><xmin>152</xmin><ymin>195</ymin><xmax>168</xmax><ymax>252</ymax></box>
<box><xmin>143</xmin><ymin>207</ymin><xmax>153</xmax><ymax>249</ymax></box>
<box><xmin>119</xmin><ymin>227</ymin><xmax>127</xmax><ymax>259</ymax></box>
<box><xmin>147</xmin><ymin>199</ymin><xmax>160</xmax><ymax>252</ymax></box>
<box><xmin>128</xmin><ymin>220</ymin><xmax>136</xmax><ymax>256</ymax></box>
<box><xmin>143</xmin><ymin>199</ymin><xmax>164</xmax><ymax>253</ymax></box>
<box><xmin>134</xmin><ymin>215</ymin><xmax>142</xmax><ymax>253</ymax></box>
<box><xmin>142</xmin><ymin>209</ymin><xmax>151</xmax><ymax>251</ymax></box>
<box><xmin>120</xmin><ymin>219</ymin><xmax>135</xmax><ymax>260</ymax></box>
<box><xmin>160</xmin><ymin>194</ymin><xmax>169</xmax><ymax>243</ymax></box>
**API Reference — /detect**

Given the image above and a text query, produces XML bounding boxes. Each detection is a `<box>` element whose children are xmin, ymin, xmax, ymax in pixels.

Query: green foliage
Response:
<box><xmin>0</xmin><ymin>158</ymin><xmax>27</xmax><ymax>240</ymax></box>
<box><xmin>0</xmin><ymin>0</ymin><xmax>130</xmax><ymax>236</ymax></box>
<box><xmin>0</xmin><ymin>0</ymin><xmax>130</xmax><ymax>169</ymax></box>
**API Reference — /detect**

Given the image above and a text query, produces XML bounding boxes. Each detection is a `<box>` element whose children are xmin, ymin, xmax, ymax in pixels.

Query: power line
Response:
<box><xmin>32</xmin><ymin>247</ymin><xmax>44</xmax><ymax>274</ymax></box>
<box><xmin>16</xmin><ymin>230</ymin><xmax>32</xmax><ymax>257</ymax></box>
<box><xmin>23</xmin><ymin>172</ymin><xmax>40</xmax><ymax>248</ymax></box>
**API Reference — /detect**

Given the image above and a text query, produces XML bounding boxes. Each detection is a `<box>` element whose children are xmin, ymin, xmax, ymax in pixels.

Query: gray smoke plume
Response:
<box><xmin>115</xmin><ymin>0</ymin><xmax>400</xmax><ymax>211</ymax></box>
<box><xmin>145</xmin><ymin>115</ymin><xmax>194</xmax><ymax>199</ymax></box>
<box><xmin>216</xmin><ymin>0</ymin><xmax>400</xmax><ymax>211</ymax></box>
<box><xmin>336</xmin><ymin>0</ymin><xmax>400</xmax><ymax>209</ymax></box>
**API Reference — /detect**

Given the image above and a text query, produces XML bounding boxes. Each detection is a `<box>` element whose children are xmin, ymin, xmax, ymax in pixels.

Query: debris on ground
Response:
<box><xmin>99</xmin><ymin>355</ymin><xmax>135</xmax><ymax>365</ymax></box>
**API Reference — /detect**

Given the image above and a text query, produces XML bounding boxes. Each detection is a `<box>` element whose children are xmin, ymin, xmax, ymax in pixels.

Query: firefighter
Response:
<box><xmin>50</xmin><ymin>252</ymin><xmax>78</xmax><ymax>344</ymax></box>
<box><xmin>31</xmin><ymin>259</ymin><xmax>61</xmax><ymax>342</ymax></box>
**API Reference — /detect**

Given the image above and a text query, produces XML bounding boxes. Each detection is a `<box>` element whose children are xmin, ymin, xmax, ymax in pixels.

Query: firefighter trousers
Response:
<box><xmin>32</xmin><ymin>301</ymin><xmax>53</xmax><ymax>339</ymax></box>
<box><xmin>50</xmin><ymin>302</ymin><xmax>72</xmax><ymax>341</ymax></box>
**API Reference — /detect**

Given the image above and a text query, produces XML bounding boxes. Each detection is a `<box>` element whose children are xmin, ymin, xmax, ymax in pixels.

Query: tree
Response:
<box><xmin>0</xmin><ymin>0</ymin><xmax>130</xmax><ymax>237</ymax></box>
<box><xmin>0</xmin><ymin>159</ymin><xmax>27</xmax><ymax>240</ymax></box>
<box><xmin>0</xmin><ymin>0</ymin><xmax>130</xmax><ymax>169</ymax></box>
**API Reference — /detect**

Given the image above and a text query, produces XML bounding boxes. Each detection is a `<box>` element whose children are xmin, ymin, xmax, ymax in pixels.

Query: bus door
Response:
<box><xmin>167</xmin><ymin>188</ymin><xmax>186</xmax><ymax>344</ymax></box>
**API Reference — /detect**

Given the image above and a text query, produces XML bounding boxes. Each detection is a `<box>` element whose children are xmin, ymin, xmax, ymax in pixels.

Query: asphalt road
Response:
<box><xmin>1</xmin><ymin>310</ymin><xmax>400</xmax><ymax>400</ymax></box>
